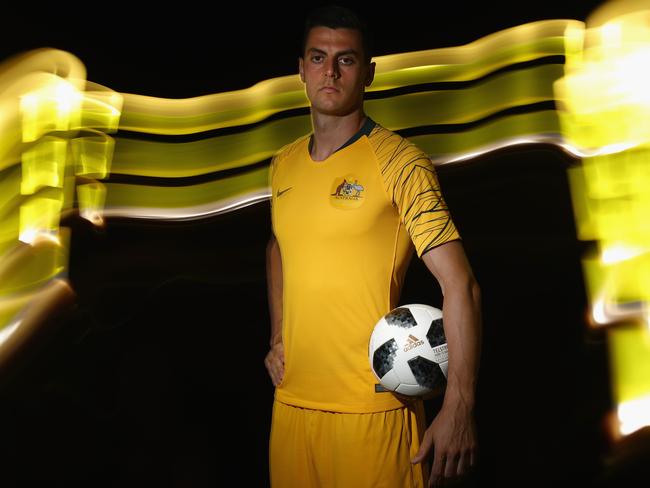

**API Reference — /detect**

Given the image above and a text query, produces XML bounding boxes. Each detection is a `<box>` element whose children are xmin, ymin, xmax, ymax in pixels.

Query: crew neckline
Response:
<box><xmin>307</xmin><ymin>117</ymin><xmax>376</xmax><ymax>163</ymax></box>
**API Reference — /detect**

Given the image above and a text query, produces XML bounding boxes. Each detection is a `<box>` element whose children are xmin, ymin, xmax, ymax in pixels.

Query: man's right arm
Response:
<box><xmin>264</xmin><ymin>232</ymin><xmax>284</xmax><ymax>386</ymax></box>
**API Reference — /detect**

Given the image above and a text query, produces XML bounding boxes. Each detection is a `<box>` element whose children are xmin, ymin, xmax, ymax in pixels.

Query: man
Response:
<box><xmin>264</xmin><ymin>5</ymin><xmax>481</xmax><ymax>487</ymax></box>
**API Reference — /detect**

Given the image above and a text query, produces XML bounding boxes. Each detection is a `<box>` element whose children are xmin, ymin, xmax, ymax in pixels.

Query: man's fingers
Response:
<box><xmin>411</xmin><ymin>449</ymin><xmax>423</xmax><ymax>464</ymax></box>
<box><xmin>443</xmin><ymin>453</ymin><xmax>458</xmax><ymax>479</ymax></box>
<box><xmin>456</xmin><ymin>452</ymin><xmax>469</xmax><ymax>476</ymax></box>
<box><xmin>411</xmin><ymin>429</ymin><xmax>433</xmax><ymax>464</ymax></box>
<box><xmin>430</xmin><ymin>453</ymin><xmax>445</xmax><ymax>487</ymax></box>
<box><xmin>274</xmin><ymin>365</ymin><xmax>284</xmax><ymax>386</ymax></box>
<box><xmin>264</xmin><ymin>343</ymin><xmax>286</xmax><ymax>386</ymax></box>
<box><xmin>459</xmin><ymin>444</ymin><xmax>478</xmax><ymax>474</ymax></box>
<box><xmin>273</xmin><ymin>358</ymin><xmax>284</xmax><ymax>385</ymax></box>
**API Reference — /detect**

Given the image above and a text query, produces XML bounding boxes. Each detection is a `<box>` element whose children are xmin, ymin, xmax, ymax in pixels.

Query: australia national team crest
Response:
<box><xmin>330</xmin><ymin>174</ymin><xmax>365</xmax><ymax>209</ymax></box>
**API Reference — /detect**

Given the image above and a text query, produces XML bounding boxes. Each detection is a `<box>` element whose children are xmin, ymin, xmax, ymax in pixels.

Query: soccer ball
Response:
<box><xmin>369</xmin><ymin>304</ymin><xmax>448</xmax><ymax>397</ymax></box>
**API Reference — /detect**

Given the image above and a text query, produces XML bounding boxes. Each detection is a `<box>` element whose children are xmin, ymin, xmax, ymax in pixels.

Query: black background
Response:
<box><xmin>1</xmin><ymin>2</ymin><xmax>637</xmax><ymax>487</ymax></box>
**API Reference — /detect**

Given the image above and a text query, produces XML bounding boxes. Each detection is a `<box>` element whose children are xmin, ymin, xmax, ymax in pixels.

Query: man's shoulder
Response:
<box><xmin>273</xmin><ymin>134</ymin><xmax>310</xmax><ymax>164</ymax></box>
<box><xmin>367</xmin><ymin>121</ymin><xmax>399</xmax><ymax>146</ymax></box>
<box><xmin>367</xmin><ymin>122</ymin><xmax>429</xmax><ymax>166</ymax></box>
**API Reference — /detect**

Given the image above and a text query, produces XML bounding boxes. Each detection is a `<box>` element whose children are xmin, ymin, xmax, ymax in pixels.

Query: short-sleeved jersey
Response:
<box><xmin>269</xmin><ymin>118</ymin><xmax>460</xmax><ymax>413</ymax></box>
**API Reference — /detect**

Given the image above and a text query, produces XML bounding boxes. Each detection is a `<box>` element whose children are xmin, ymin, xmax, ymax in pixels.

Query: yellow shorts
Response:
<box><xmin>269</xmin><ymin>399</ymin><xmax>429</xmax><ymax>488</ymax></box>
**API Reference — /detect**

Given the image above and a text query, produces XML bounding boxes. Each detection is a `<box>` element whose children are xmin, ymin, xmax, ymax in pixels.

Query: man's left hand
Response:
<box><xmin>410</xmin><ymin>401</ymin><xmax>477</xmax><ymax>487</ymax></box>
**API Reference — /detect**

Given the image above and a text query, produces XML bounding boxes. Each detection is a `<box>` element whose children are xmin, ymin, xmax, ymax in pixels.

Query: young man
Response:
<box><xmin>264</xmin><ymin>5</ymin><xmax>482</xmax><ymax>487</ymax></box>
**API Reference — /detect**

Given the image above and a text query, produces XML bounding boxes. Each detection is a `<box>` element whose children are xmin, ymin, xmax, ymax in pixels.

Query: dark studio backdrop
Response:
<box><xmin>0</xmin><ymin>2</ymin><xmax>635</xmax><ymax>487</ymax></box>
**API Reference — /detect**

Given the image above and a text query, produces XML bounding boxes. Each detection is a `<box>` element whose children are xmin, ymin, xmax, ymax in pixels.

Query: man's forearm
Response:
<box><xmin>442</xmin><ymin>278</ymin><xmax>482</xmax><ymax>408</ymax></box>
<box><xmin>266</xmin><ymin>235</ymin><xmax>283</xmax><ymax>347</ymax></box>
<box><xmin>421</xmin><ymin>241</ymin><xmax>482</xmax><ymax>407</ymax></box>
<box><xmin>417</xmin><ymin>242</ymin><xmax>481</xmax><ymax>476</ymax></box>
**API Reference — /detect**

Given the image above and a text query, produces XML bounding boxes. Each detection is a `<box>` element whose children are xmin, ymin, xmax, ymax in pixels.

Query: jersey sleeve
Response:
<box><xmin>381</xmin><ymin>138</ymin><xmax>461</xmax><ymax>258</ymax></box>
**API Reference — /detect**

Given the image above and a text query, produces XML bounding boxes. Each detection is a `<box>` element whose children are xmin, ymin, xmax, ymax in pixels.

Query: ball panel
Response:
<box><xmin>426</xmin><ymin>317</ymin><xmax>445</xmax><ymax>348</ymax></box>
<box><xmin>395</xmin><ymin>383</ymin><xmax>428</xmax><ymax>396</ymax></box>
<box><xmin>407</xmin><ymin>355</ymin><xmax>446</xmax><ymax>390</ymax></box>
<box><xmin>379</xmin><ymin>368</ymin><xmax>401</xmax><ymax>391</ymax></box>
<box><xmin>372</xmin><ymin>338</ymin><xmax>398</xmax><ymax>379</ymax></box>
<box><xmin>384</xmin><ymin>307</ymin><xmax>417</xmax><ymax>328</ymax></box>
<box><xmin>438</xmin><ymin>360</ymin><xmax>449</xmax><ymax>378</ymax></box>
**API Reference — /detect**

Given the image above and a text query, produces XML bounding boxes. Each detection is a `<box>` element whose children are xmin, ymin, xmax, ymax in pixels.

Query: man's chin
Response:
<box><xmin>311</xmin><ymin>104</ymin><xmax>356</xmax><ymax>117</ymax></box>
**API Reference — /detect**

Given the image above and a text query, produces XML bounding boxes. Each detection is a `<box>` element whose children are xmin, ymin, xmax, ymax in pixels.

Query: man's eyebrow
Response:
<box><xmin>307</xmin><ymin>47</ymin><xmax>360</xmax><ymax>57</ymax></box>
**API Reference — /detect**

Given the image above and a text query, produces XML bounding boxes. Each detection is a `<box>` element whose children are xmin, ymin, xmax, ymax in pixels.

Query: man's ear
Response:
<box><xmin>365</xmin><ymin>61</ymin><xmax>376</xmax><ymax>87</ymax></box>
<box><xmin>299</xmin><ymin>57</ymin><xmax>305</xmax><ymax>83</ymax></box>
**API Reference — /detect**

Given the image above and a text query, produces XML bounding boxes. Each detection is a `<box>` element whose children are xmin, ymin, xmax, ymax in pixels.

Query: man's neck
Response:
<box><xmin>310</xmin><ymin>110</ymin><xmax>366</xmax><ymax>161</ymax></box>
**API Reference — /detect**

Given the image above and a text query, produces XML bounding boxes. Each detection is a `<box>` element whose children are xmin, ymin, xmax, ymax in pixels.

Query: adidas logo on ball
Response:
<box><xmin>403</xmin><ymin>334</ymin><xmax>424</xmax><ymax>352</ymax></box>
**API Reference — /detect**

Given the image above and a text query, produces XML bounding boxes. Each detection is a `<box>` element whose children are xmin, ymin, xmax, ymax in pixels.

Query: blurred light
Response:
<box><xmin>557</xmin><ymin>0</ymin><xmax>650</xmax><ymax>439</ymax></box>
<box><xmin>601</xmin><ymin>243</ymin><xmax>646</xmax><ymax>265</ymax></box>
<box><xmin>18</xmin><ymin>197</ymin><xmax>63</xmax><ymax>245</ymax></box>
<box><xmin>20</xmin><ymin>76</ymin><xmax>83</xmax><ymax>143</ymax></box>
<box><xmin>0</xmin><ymin>319</ymin><xmax>20</xmax><ymax>347</ymax></box>
<box><xmin>20</xmin><ymin>137</ymin><xmax>67</xmax><ymax>194</ymax></box>
<box><xmin>77</xmin><ymin>182</ymin><xmax>106</xmax><ymax>226</ymax></box>
<box><xmin>618</xmin><ymin>394</ymin><xmax>650</xmax><ymax>436</ymax></box>
<box><xmin>0</xmin><ymin>48</ymin><xmax>120</xmax><ymax>345</ymax></box>
<box><xmin>610</xmin><ymin>324</ymin><xmax>650</xmax><ymax>435</ymax></box>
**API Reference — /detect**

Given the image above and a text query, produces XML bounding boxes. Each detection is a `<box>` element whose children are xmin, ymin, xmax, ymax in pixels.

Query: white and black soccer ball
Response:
<box><xmin>369</xmin><ymin>304</ymin><xmax>448</xmax><ymax>397</ymax></box>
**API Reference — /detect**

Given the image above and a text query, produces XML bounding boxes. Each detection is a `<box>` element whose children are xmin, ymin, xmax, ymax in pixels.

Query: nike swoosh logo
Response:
<box><xmin>276</xmin><ymin>187</ymin><xmax>293</xmax><ymax>198</ymax></box>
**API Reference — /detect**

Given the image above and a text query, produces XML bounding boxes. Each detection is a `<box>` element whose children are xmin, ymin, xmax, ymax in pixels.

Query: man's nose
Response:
<box><xmin>325</xmin><ymin>59</ymin><xmax>340</xmax><ymax>79</ymax></box>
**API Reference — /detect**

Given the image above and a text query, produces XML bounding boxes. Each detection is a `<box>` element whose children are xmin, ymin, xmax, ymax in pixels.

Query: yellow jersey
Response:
<box><xmin>269</xmin><ymin>118</ymin><xmax>460</xmax><ymax>413</ymax></box>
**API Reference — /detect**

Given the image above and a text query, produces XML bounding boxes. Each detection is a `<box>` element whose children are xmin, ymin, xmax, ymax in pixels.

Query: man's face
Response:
<box><xmin>299</xmin><ymin>26</ymin><xmax>375</xmax><ymax>117</ymax></box>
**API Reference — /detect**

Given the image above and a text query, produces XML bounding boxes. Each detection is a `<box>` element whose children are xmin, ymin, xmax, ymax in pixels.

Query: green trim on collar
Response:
<box><xmin>308</xmin><ymin>116</ymin><xmax>376</xmax><ymax>154</ymax></box>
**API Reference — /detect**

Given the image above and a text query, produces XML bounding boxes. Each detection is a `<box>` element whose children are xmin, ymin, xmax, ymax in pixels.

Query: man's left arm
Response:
<box><xmin>410</xmin><ymin>239</ymin><xmax>482</xmax><ymax>486</ymax></box>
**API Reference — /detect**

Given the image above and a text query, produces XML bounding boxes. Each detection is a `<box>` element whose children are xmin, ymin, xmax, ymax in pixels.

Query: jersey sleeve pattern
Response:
<box><xmin>375</xmin><ymin>129</ymin><xmax>461</xmax><ymax>258</ymax></box>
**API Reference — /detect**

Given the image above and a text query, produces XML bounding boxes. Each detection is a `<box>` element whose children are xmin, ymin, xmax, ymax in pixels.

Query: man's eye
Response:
<box><xmin>311</xmin><ymin>55</ymin><xmax>323</xmax><ymax>63</ymax></box>
<box><xmin>339</xmin><ymin>57</ymin><xmax>354</xmax><ymax>65</ymax></box>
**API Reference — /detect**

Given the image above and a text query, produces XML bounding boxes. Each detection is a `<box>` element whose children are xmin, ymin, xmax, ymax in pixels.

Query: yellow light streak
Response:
<box><xmin>557</xmin><ymin>0</ymin><xmax>650</xmax><ymax>438</ymax></box>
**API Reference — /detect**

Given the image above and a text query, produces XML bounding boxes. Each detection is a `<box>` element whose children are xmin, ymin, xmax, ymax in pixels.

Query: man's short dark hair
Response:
<box><xmin>301</xmin><ymin>5</ymin><xmax>373</xmax><ymax>63</ymax></box>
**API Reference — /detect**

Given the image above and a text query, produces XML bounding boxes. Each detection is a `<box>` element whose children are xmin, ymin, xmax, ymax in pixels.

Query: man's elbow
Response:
<box><xmin>448</xmin><ymin>272</ymin><xmax>480</xmax><ymax>304</ymax></box>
